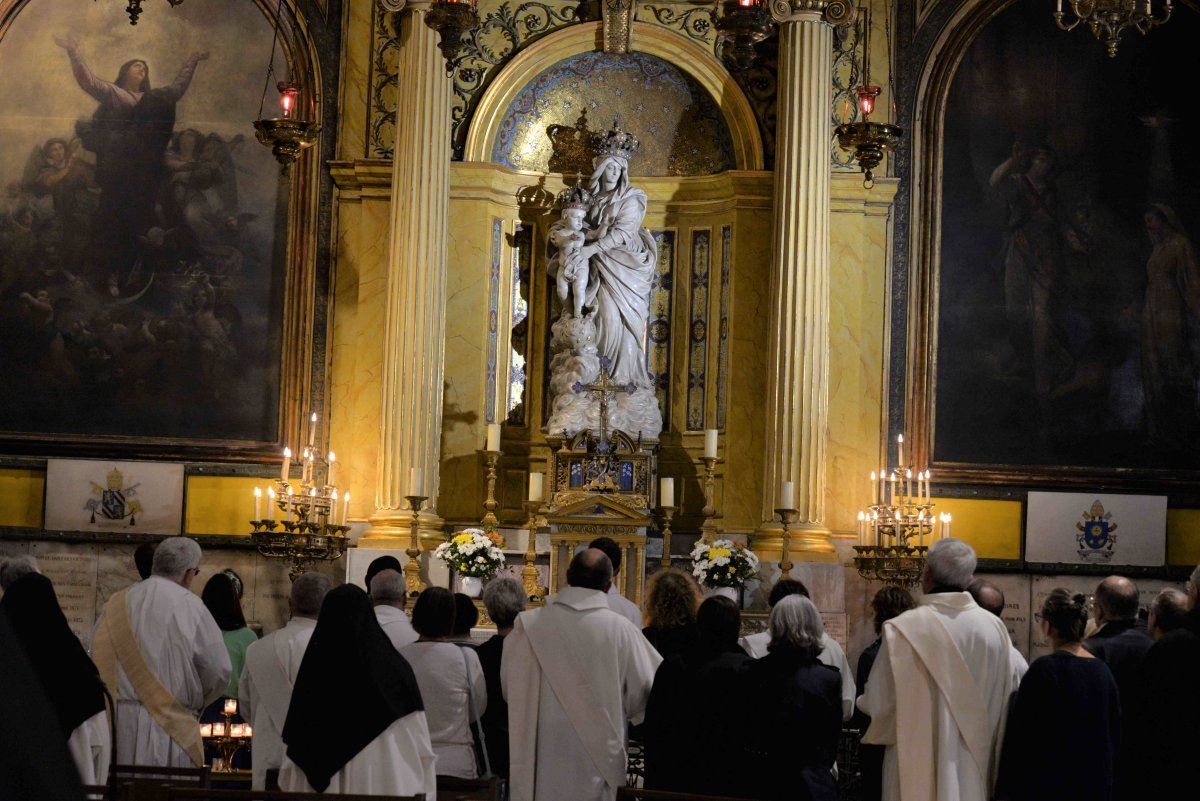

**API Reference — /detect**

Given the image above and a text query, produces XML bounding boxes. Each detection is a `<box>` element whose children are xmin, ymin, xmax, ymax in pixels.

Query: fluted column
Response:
<box><xmin>755</xmin><ymin>0</ymin><xmax>853</xmax><ymax>557</ymax></box>
<box><xmin>365</xmin><ymin>0</ymin><xmax>451</xmax><ymax>541</ymax></box>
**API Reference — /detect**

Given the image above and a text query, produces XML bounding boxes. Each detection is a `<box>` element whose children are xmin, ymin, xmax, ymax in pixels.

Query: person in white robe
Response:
<box><xmin>92</xmin><ymin>537</ymin><xmax>231</xmax><ymax>768</ymax></box>
<box><xmin>967</xmin><ymin>577</ymin><xmax>1029</xmax><ymax>685</ymax></box>
<box><xmin>239</xmin><ymin>572</ymin><xmax>331</xmax><ymax>790</ymax></box>
<box><xmin>371</xmin><ymin>569</ymin><xmax>419</xmax><ymax>650</ymax></box>
<box><xmin>502</xmin><ymin>548</ymin><xmax>662</xmax><ymax>801</ymax></box>
<box><xmin>400</xmin><ymin>586</ymin><xmax>487</xmax><ymax>778</ymax></box>
<box><xmin>739</xmin><ymin>578</ymin><xmax>857</xmax><ymax>720</ymax></box>
<box><xmin>1</xmin><ymin>571</ymin><xmax>111</xmax><ymax>785</ymax></box>
<box><xmin>589</xmin><ymin>536</ymin><xmax>643</xmax><ymax>625</ymax></box>
<box><xmin>859</xmin><ymin>538</ymin><xmax>1015</xmax><ymax>801</ymax></box>
<box><xmin>279</xmin><ymin>583</ymin><xmax>436</xmax><ymax>798</ymax></box>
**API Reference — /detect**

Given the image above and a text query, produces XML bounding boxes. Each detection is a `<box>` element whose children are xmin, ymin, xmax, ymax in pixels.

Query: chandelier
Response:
<box><xmin>122</xmin><ymin>0</ymin><xmax>185</xmax><ymax>26</ymax></box>
<box><xmin>835</xmin><ymin>9</ymin><xmax>902</xmax><ymax>189</ymax></box>
<box><xmin>253</xmin><ymin>0</ymin><xmax>320</xmax><ymax>167</ymax></box>
<box><xmin>424</xmin><ymin>0</ymin><xmax>481</xmax><ymax>72</ymax></box>
<box><xmin>852</xmin><ymin>434</ymin><xmax>952</xmax><ymax>587</ymax></box>
<box><xmin>1053</xmin><ymin>0</ymin><xmax>1173</xmax><ymax>58</ymax></box>
<box><xmin>714</xmin><ymin>0</ymin><xmax>776</xmax><ymax>71</ymax></box>
<box><xmin>250</xmin><ymin>413</ymin><xmax>349</xmax><ymax>580</ymax></box>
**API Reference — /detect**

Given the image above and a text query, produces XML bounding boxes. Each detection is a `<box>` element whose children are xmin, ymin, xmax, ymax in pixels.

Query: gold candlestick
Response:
<box><xmin>658</xmin><ymin>505</ymin><xmax>677</xmax><ymax>568</ymax></box>
<box><xmin>480</xmin><ymin>450</ymin><xmax>502</xmax><ymax>543</ymax></box>
<box><xmin>521</xmin><ymin>500</ymin><xmax>544</xmax><ymax>601</ymax></box>
<box><xmin>404</xmin><ymin>495</ymin><xmax>428</xmax><ymax>598</ymax></box>
<box><xmin>775</xmin><ymin>507</ymin><xmax>799</xmax><ymax>578</ymax></box>
<box><xmin>699</xmin><ymin>455</ymin><xmax>720</xmax><ymax>543</ymax></box>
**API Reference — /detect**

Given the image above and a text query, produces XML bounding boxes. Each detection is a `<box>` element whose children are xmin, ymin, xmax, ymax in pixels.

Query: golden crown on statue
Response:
<box><xmin>591</xmin><ymin>119</ymin><xmax>640</xmax><ymax>161</ymax></box>
<box><xmin>557</xmin><ymin>182</ymin><xmax>591</xmax><ymax>211</ymax></box>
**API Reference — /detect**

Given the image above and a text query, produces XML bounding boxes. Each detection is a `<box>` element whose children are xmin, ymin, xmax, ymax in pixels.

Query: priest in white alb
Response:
<box><xmin>739</xmin><ymin>578</ymin><xmax>857</xmax><ymax>721</ymax></box>
<box><xmin>502</xmin><ymin>548</ymin><xmax>662</xmax><ymax>801</ymax></box>
<box><xmin>858</xmin><ymin>538</ymin><xmax>1014</xmax><ymax>801</ymax></box>
<box><xmin>239</xmin><ymin>571</ymin><xmax>331</xmax><ymax>790</ymax></box>
<box><xmin>92</xmin><ymin>537</ymin><xmax>232</xmax><ymax>768</ymax></box>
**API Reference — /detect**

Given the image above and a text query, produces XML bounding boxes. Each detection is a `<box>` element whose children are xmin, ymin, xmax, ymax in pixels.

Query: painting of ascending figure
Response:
<box><xmin>0</xmin><ymin>0</ymin><xmax>285</xmax><ymax>446</ymax></box>
<box><xmin>933</xmin><ymin>0</ymin><xmax>1200</xmax><ymax>474</ymax></box>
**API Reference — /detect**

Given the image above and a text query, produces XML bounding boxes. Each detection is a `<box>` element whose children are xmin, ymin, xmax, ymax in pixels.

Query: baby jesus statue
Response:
<box><xmin>548</xmin><ymin>184</ymin><xmax>592</xmax><ymax>318</ymax></box>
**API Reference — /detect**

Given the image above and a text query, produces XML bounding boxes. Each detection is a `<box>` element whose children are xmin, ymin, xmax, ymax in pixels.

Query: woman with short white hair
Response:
<box><xmin>736</xmin><ymin>595</ymin><xmax>841</xmax><ymax>801</ymax></box>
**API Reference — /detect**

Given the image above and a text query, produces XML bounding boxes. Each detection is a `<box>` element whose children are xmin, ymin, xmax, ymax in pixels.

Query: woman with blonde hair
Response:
<box><xmin>641</xmin><ymin>568</ymin><xmax>702</xmax><ymax>659</ymax></box>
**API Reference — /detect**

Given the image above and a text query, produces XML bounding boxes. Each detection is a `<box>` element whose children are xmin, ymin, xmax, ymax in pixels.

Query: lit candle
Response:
<box><xmin>1056</xmin><ymin>0</ymin><xmax>1062</xmax><ymax>14</ymax></box>
<box><xmin>906</xmin><ymin>468</ymin><xmax>913</xmax><ymax>504</ymax></box>
<box><xmin>528</xmin><ymin>472</ymin><xmax>544</xmax><ymax>502</ymax></box>
<box><xmin>267</xmin><ymin>487</ymin><xmax>276</xmax><ymax>521</ymax></box>
<box><xmin>704</xmin><ymin>429</ymin><xmax>719</xmax><ymax>459</ymax></box>
<box><xmin>409</xmin><ymin>467</ymin><xmax>424</xmax><ymax>497</ymax></box>
<box><xmin>945</xmin><ymin>513</ymin><xmax>952</xmax><ymax>539</ymax></box>
<box><xmin>200</xmin><ymin>724</ymin><xmax>212</xmax><ymax>738</ymax></box>
<box><xmin>253</xmin><ymin>487</ymin><xmax>261</xmax><ymax>521</ymax></box>
<box><xmin>889</xmin><ymin>472</ymin><xmax>897</xmax><ymax>505</ymax></box>
<box><xmin>224</xmin><ymin>698</ymin><xmax>237</xmax><ymax>715</ymax></box>
<box><xmin>327</xmin><ymin>452</ymin><xmax>336</xmax><ymax>488</ymax></box>
<box><xmin>486</xmin><ymin>423</ymin><xmax>501</xmax><ymax>452</ymax></box>
<box><xmin>897</xmin><ymin>433</ymin><xmax>904</xmax><ymax>467</ymax></box>
<box><xmin>331</xmin><ymin>489</ymin><xmax>339</xmax><ymax>525</ymax></box>
<box><xmin>308</xmin><ymin>411</ymin><xmax>317</xmax><ymax>448</ymax></box>
<box><xmin>857</xmin><ymin>511</ymin><xmax>866</xmax><ymax>545</ymax></box>
<box><xmin>925</xmin><ymin>470</ymin><xmax>932</xmax><ymax>504</ymax></box>
<box><xmin>660</xmin><ymin>477</ymin><xmax>675</xmax><ymax>507</ymax></box>
<box><xmin>872</xmin><ymin>511</ymin><xmax>880</xmax><ymax>546</ymax></box>
<box><xmin>281</xmin><ymin>447</ymin><xmax>292</xmax><ymax>482</ymax></box>
<box><xmin>212</xmin><ymin>722</ymin><xmax>226</xmax><ymax>737</ymax></box>
<box><xmin>780</xmin><ymin>481</ymin><xmax>795</xmax><ymax>510</ymax></box>
<box><xmin>244</xmin><ymin>725</ymin><xmax>253</xmax><ymax>737</ymax></box>
<box><xmin>342</xmin><ymin>492</ymin><xmax>350</xmax><ymax>527</ymax></box>
<box><xmin>230</xmin><ymin>724</ymin><xmax>244</xmax><ymax>738</ymax></box>
<box><xmin>870</xmin><ymin>471</ymin><xmax>878</xmax><ymax>505</ymax></box>
<box><xmin>285</xmin><ymin>486</ymin><xmax>294</xmax><ymax>521</ymax></box>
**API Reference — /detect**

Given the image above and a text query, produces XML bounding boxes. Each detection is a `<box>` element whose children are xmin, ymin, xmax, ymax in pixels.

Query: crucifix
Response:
<box><xmin>572</xmin><ymin>361</ymin><xmax>638</xmax><ymax>447</ymax></box>
<box><xmin>601</xmin><ymin>0</ymin><xmax>636</xmax><ymax>54</ymax></box>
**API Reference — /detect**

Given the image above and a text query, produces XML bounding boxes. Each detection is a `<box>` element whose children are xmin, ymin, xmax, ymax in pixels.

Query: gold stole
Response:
<box><xmin>93</xmin><ymin>588</ymin><xmax>205</xmax><ymax>767</ymax></box>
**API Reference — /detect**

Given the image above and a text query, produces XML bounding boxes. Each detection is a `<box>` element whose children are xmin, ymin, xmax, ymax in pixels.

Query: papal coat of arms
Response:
<box><xmin>85</xmin><ymin>467</ymin><xmax>143</xmax><ymax>526</ymax></box>
<box><xmin>1076</xmin><ymin>500</ymin><xmax>1118</xmax><ymax>563</ymax></box>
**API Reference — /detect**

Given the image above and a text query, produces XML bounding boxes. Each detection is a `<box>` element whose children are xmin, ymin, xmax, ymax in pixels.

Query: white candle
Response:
<box><xmin>486</xmin><ymin>423</ymin><xmax>501</xmax><ymax>452</ymax></box>
<box><xmin>897</xmin><ymin>433</ymin><xmax>904</xmax><ymax>466</ymax></box>
<box><xmin>1056</xmin><ymin>0</ymin><xmax>1062</xmax><ymax>13</ymax></box>
<box><xmin>780</xmin><ymin>481</ymin><xmax>795</xmax><ymax>510</ymax></box>
<box><xmin>857</xmin><ymin>511</ymin><xmax>866</xmax><ymax>545</ymax></box>
<box><xmin>200</xmin><ymin>724</ymin><xmax>212</xmax><ymax>738</ymax></box>
<box><xmin>906</xmin><ymin>468</ymin><xmax>913</xmax><ymax>504</ymax></box>
<box><xmin>528</xmin><ymin>472</ymin><xmax>544</xmax><ymax>502</ymax></box>
<box><xmin>945</xmin><ymin>513</ymin><xmax>952</xmax><ymax>539</ymax></box>
<box><xmin>704</xmin><ymin>429</ymin><xmax>719</xmax><ymax>459</ymax></box>
<box><xmin>327</xmin><ymin>452</ymin><xmax>336</xmax><ymax>488</ymax></box>
<box><xmin>302</xmin><ymin>448</ymin><xmax>312</xmax><ymax>485</ymax></box>
<box><xmin>341</xmin><ymin>492</ymin><xmax>350</xmax><ymax>527</ymax></box>
<box><xmin>659</xmin><ymin>477</ymin><xmax>675</xmax><ymax>507</ymax></box>
<box><xmin>925</xmin><ymin>470</ymin><xmax>932</xmax><ymax>504</ymax></box>
<box><xmin>331</xmin><ymin>489</ymin><xmax>338</xmax><ymax>524</ymax></box>
<box><xmin>253</xmin><ymin>487</ymin><xmax>262</xmax><ymax>521</ymax></box>
<box><xmin>285</xmin><ymin>487</ymin><xmax>294</xmax><ymax>521</ymax></box>
<box><xmin>213</xmin><ymin>722</ymin><xmax>226</xmax><ymax>737</ymax></box>
<box><xmin>409</xmin><ymin>467</ymin><xmax>424</xmax><ymax>497</ymax></box>
<box><xmin>267</xmin><ymin>488</ymin><xmax>276</xmax><ymax>521</ymax></box>
<box><xmin>889</xmin><ymin>472</ymin><xmax>897</xmax><ymax>505</ymax></box>
<box><xmin>224</xmin><ymin>698</ymin><xmax>238</xmax><ymax>715</ymax></box>
<box><xmin>243</xmin><ymin>725</ymin><xmax>253</xmax><ymax>737</ymax></box>
<box><xmin>870</xmin><ymin>471</ymin><xmax>878</xmax><ymax>505</ymax></box>
<box><xmin>308</xmin><ymin>411</ymin><xmax>317</xmax><ymax>448</ymax></box>
<box><xmin>281</xmin><ymin>447</ymin><xmax>292</xmax><ymax>482</ymax></box>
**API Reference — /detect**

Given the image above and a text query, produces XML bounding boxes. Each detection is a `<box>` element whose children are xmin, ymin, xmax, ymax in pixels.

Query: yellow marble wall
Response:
<box><xmin>0</xmin><ymin>469</ymin><xmax>43</xmax><ymax>528</ymax></box>
<box><xmin>338</xmin><ymin>0</ymin><xmax>374</xmax><ymax>159</ymax></box>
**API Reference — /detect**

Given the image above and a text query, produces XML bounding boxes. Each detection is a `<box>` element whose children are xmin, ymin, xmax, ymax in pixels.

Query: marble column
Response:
<box><xmin>755</xmin><ymin>0</ymin><xmax>854</xmax><ymax>558</ymax></box>
<box><xmin>365</xmin><ymin>0</ymin><xmax>451</xmax><ymax>542</ymax></box>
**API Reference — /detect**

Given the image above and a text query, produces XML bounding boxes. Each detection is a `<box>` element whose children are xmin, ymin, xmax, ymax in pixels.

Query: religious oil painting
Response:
<box><xmin>933</xmin><ymin>0</ymin><xmax>1200</xmax><ymax>478</ymax></box>
<box><xmin>0</xmin><ymin>0</ymin><xmax>286</xmax><ymax>450</ymax></box>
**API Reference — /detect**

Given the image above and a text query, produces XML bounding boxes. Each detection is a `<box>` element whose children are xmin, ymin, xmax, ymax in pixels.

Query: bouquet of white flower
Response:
<box><xmin>433</xmin><ymin>527</ymin><xmax>506</xmax><ymax>578</ymax></box>
<box><xmin>690</xmin><ymin>538</ymin><xmax>759</xmax><ymax>589</ymax></box>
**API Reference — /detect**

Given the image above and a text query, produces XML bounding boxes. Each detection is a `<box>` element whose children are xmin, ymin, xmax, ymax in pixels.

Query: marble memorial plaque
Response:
<box><xmin>978</xmin><ymin>573</ymin><xmax>1033</xmax><ymax>658</ymax></box>
<box><xmin>822</xmin><ymin>612</ymin><xmax>849</xmax><ymax>654</ymax></box>
<box><xmin>33</xmin><ymin>548</ymin><xmax>99</xmax><ymax>641</ymax></box>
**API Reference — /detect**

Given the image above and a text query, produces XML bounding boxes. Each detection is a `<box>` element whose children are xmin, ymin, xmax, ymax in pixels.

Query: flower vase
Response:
<box><xmin>460</xmin><ymin>575</ymin><xmax>483</xmax><ymax>598</ymax></box>
<box><xmin>708</xmin><ymin>585</ymin><xmax>739</xmax><ymax>602</ymax></box>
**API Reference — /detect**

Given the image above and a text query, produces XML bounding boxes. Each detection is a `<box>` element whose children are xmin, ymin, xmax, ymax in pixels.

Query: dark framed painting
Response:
<box><xmin>922</xmin><ymin>0</ymin><xmax>1200</xmax><ymax>485</ymax></box>
<box><xmin>0</xmin><ymin>0</ymin><xmax>322</xmax><ymax>460</ymax></box>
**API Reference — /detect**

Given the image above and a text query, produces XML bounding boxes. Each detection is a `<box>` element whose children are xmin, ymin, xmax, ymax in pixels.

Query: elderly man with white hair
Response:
<box><xmin>92</xmin><ymin>537</ymin><xmax>231</xmax><ymax>768</ymax></box>
<box><xmin>858</xmin><ymin>538</ymin><xmax>1014</xmax><ymax>801</ymax></box>
<box><xmin>370</xmin><ymin>568</ymin><xmax>418</xmax><ymax>651</ymax></box>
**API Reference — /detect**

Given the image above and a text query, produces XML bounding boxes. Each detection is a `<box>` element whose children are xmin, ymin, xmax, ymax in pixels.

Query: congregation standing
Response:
<box><xmin>3</xmin><ymin>537</ymin><xmax>1200</xmax><ymax>801</ymax></box>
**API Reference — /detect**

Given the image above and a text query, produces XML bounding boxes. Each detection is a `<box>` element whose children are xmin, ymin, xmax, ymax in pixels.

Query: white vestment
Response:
<box><xmin>740</xmin><ymin>629</ymin><xmax>857</xmax><ymax>721</ymax></box>
<box><xmin>502</xmin><ymin>586</ymin><xmax>662</xmax><ymax>801</ymax></box>
<box><xmin>278</xmin><ymin>711</ymin><xmax>437</xmax><ymax>798</ymax></box>
<box><xmin>375</xmin><ymin>604</ymin><xmax>419</xmax><ymax>651</ymax></box>
<box><xmin>1009</xmin><ymin>643</ymin><xmax>1028</xmax><ymax>686</ymax></box>
<box><xmin>398</xmin><ymin>641</ymin><xmax>486</xmax><ymax>778</ymax></box>
<box><xmin>239</xmin><ymin>617</ymin><xmax>316</xmax><ymax>790</ymax></box>
<box><xmin>95</xmin><ymin>576</ymin><xmax>231</xmax><ymax>767</ymax></box>
<box><xmin>67</xmin><ymin>709</ymin><xmax>111</xmax><ymax>785</ymax></box>
<box><xmin>859</xmin><ymin>592</ymin><xmax>1014</xmax><ymax>801</ymax></box>
<box><xmin>607</xmin><ymin>583</ymin><xmax>643</xmax><ymax>626</ymax></box>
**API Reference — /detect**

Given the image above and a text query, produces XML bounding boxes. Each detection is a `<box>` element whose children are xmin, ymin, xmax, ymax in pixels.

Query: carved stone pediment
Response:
<box><xmin>547</xmin><ymin>493</ymin><xmax>652</xmax><ymax>529</ymax></box>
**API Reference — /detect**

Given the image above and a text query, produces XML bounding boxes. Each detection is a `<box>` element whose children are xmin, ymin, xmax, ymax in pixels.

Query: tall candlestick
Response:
<box><xmin>659</xmin><ymin>477</ymin><xmax>675</xmax><ymax>507</ymax></box>
<box><xmin>409</xmin><ymin>467</ymin><xmax>424</xmax><ymax>497</ymax></box>
<box><xmin>897</xmin><ymin>433</ymin><xmax>904</xmax><ymax>467</ymax></box>
<box><xmin>308</xmin><ymin>411</ymin><xmax>317</xmax><ymax>448</ymax></box>
<box><xmin>870</xmin><ymin>471</ymin><xmax>878</xmax><ymax>505</ymax></box>
<box><xmin>780</xmin><ymin>481</ymin><xmax>795</xmax><ymax>510</ymax></box>
<box><xmin>486</xmin><ymin>423</ymin><xmax>501</xmax><ymax>452</ymax></box>
<box><xmin>281</xmin><ymin>447</ymin><xmax>292</xmax><ymax>482</ymax></box>
<box><xmin>327</xmin><ymin>452</ymin><xmax>336</xmax><ymax>488</ymax></box>
<box><xmin>704</xmin><ymin>429</ymin><xmax>719</xmax><ymax>459</ymax></box>
<box><xmin>528</xmin><ymin>472</ymin><xmax>544</xmax><ymax>502</ymax></box>
<box><xmin>253</xmin><ymin>487</ymin><xmax>262</xmax><ymax>521</ymax></box>
<box><xmin>342</xmin><ymin>492</ymin><xmax>350</xmax><ymax>527</ymax></box>
<box><xmin>266</xmin><ymin>487</ymin><xmax>276</xmax><ymax>521</ymax></box>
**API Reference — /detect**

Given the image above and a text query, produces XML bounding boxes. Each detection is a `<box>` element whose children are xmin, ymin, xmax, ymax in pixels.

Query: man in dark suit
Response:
<box><xmin>1083</xmin><ymin>575</ymin><xmax>1154</xmax><ymax>801</ymax></box>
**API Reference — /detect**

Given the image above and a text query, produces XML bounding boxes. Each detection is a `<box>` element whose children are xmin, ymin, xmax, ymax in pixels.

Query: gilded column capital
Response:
<box><xmin>769</xmin><ymin>0</ymin><xmax>856</xmax><ymax>27</ymax></box>
<box><xmin>381</xmin><ymin>0</ymin><xmax>433</xmax><ymax>36</ymax></box>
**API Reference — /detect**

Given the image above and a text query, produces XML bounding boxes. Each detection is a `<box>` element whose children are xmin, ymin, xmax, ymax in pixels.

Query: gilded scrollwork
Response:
<box><xmin>639</xmin><ymin>2</ymin><xmax>718</xmax><ymax>50</ymax></box>
<box><xmin>831</xmin><ymin>10</ymin><xmax>864</xmax><ymax>169</ymax></box>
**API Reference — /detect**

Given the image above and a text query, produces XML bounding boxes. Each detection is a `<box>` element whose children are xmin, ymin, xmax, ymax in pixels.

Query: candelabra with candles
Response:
<box><xmin>200</xmin><ymin>699</ymin><xmax>252</xmax><ymax>772</ymax></box>
<box><xmin>1053</xmin><ymin>0</ymin><xmax>1173</xmax><ymax>58</ymax></box>
<box><xmin>852</xmin><ymin>434</ymin><xmax>952</xmax><ymax>587</ymax></box>
<box><xmin>250</xmin><ymin>412</ymin><xmax>350</xmax><ymax>581</ymax></box>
